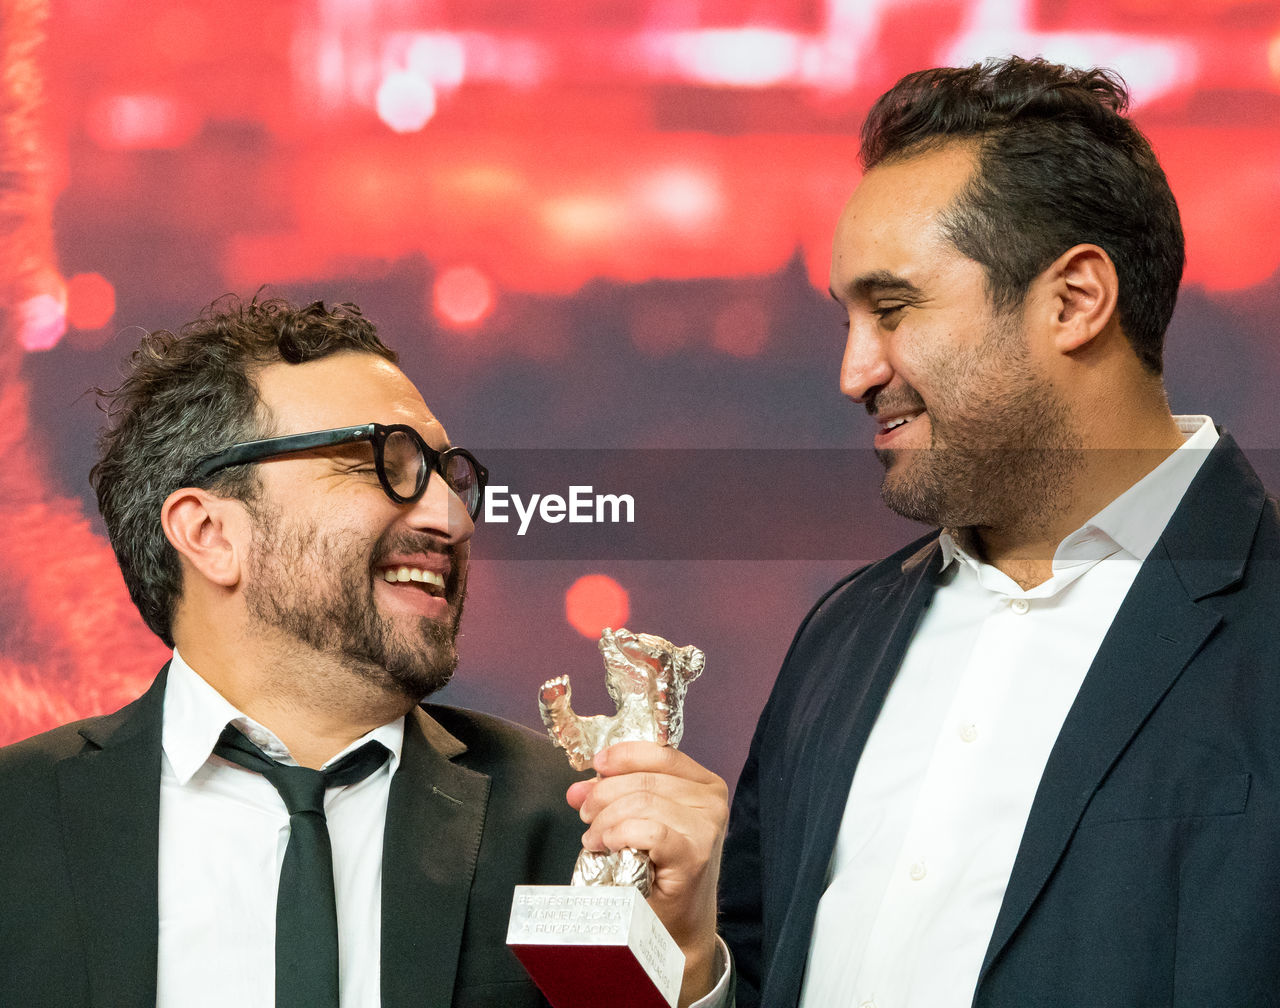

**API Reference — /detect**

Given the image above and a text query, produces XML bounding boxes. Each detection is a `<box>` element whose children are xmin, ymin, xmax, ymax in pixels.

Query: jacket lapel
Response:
<box><xmin>770</xmin><ymin>541</ymin><xmax>944</xmax><ymax>1008</ymax></box>
<box><xmin>47</xmin><ymin>664</ymin><xmax>498</xmax><ymax>1007</ymax></box>
<box><xmin>55</xmin><ymin>667</ymin><xmax>167</xmax><ymax>1007</ymax></box>
<box><xmin>381</xmin><ymin>706</ymin><xmax>491</xmax><ymax>1008</ymax></box>
<box><xmin>810</xmin><ymin>540</ymin><xmax>946</xmax><ymax>841</ymax></box>
<box><xmin>979</xmin><ymin>434</ymin><xmax>1267</xmax><ymax>984</ymax></box>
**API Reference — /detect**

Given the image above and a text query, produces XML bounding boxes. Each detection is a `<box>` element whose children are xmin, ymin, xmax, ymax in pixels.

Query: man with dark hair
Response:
<box><xmin>721</xmin><ymin>56</ymin><xmax>1280</xmax><ymax>1006</ymax></box>
<box><xmin>0</xmin><ymin>296</ymin><xmax>729</xmax><ymax>1007</ymax></box>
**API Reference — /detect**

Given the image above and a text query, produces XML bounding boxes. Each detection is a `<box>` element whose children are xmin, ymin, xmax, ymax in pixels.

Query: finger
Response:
<box><xmin>581</xmin><ymin>757</ymin><xmax>727</xmax><ymax>809</ymax></box>
<box><xmin>582</xmin><ymin>789</ymin><xmax>724</xmax><ymax>856</ymax></box>
<box><xmin>590</xmin><ymin>817</ymin><xmax>679</xmax><ymax>863</ymax></box>
<box><xmin>585</xmin><ymin>812</ymin><xmax>707</xmax><ymax>877</ymax></box>
<box><xmin>588</xmin><ymin>814</ymin><xmax>723</xmax><ymax>917</ymax></box>
<box><xmin>593</xmin><ymin>741</ymin><xmax>719</xmax><ymax>784</ymax></box>
<box><xmin>578</xmin><ymin>769</ymin><xmax>725</xmax><ymax>824</ymax></box>
<box><xmin>564</xmin><ymin>776</ymin><xmax>600</xmax><ymax>812</ymax></box>
<box><xmin>583</xmin><ymin>787</ymin><xmax>681</xmax><ymax>840</ymax></box>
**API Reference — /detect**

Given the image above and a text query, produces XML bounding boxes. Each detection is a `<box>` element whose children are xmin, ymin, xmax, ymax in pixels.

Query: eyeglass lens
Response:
<box><xmin>382</xmin><ymin>429</ymin><xmax>425</xmax><ymax>499</ymax></box>
<box><xmin>383</xmin><ymin>428</ymin><xmax>481</xmax><ymax>516</ymax></box>
<box><xmin>443</xmin><ymin>451</ymin><xmax>481</xmax><ymax>516</ymax></box>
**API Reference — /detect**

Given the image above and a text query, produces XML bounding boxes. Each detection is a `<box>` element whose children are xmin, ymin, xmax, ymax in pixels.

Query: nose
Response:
<box><xmin>404</xmin><ymin>470</ymin><xmax>476</xmax><ymax>545</ymax></box>
<box><xmin>839</xmin><ymin>318</ymin><xmax>894</xmax><ymax>406</ymax></box>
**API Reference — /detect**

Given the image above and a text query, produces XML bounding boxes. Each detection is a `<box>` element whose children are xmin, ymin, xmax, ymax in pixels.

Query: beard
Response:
<box><xmin>242</xmin><ymin>509</ymin><xmax>465</xmax><ymax>703</ymax></box>
<box><xmin>875</xmin><ymin>311</ymin><xmax>1082</xmax><ymax>533</ymax></box>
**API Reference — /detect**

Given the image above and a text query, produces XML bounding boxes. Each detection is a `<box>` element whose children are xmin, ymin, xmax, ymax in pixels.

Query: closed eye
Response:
<box><xmin>872</xmin><ymin>303</ymin><xmax>908</xmax><ymax>329</ymax></box>
<box><xmin>330</xmin><ymin>452</ymin><xmax>379</xmax><ymax>477</ymax></box>
<box><xmin>331</xmin><ymin>462</ymin><xmax>380</xmax><ymax>483</ymax></box>
<box><xmin>836</xmin><ymin>304</ymin><xmax>906</xmax><ymax>330</ymax></box>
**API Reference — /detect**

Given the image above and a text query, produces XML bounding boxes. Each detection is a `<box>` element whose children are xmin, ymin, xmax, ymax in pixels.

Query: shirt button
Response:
<box><xmin>859</xmin><ymin>1001</ymin><xmax>876</xmax><ymax>1008</ymax></box>
<box><xmin>959</xmin><ymin>721</ymin><xmax>979</xmax><ymax>743</ymax></box>
<box><xmin>909</xmin><ymin>861</ymin><xmax>927</xmax><ymax>881</ymax></box>
<box><xmin>1010</xmin><ymin>598</ymin><xmax>1030</xmax><ymax>614</ymax></box>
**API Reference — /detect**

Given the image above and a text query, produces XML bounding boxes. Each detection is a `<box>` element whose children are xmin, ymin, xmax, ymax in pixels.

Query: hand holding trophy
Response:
<box><xmin>508</xmin><ymin>628</ymin><xmax>707</xmax><ymax>1008</ymax></box>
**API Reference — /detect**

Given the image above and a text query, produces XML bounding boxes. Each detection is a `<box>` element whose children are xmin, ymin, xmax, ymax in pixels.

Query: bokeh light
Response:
<box><xmin>405</xmin><ymin>33</ymin><xmax>467</xmax><ymax>90</ymax></box>
<box><xmin>433</xmin><ymin>265</ymin><xmax>496</xmax><ymax>328</ymax></box>
<box><xmin>66</xmin><ymin>273</ymin><xmax>117</xmax><ymax>331</ymax></box>
<box><xmin>639</xmin><ymin>167</ymin><xmax>722</xmax><ymax>236</ymax></box>
<box><xmin>17</xmin><ymin>294</ymin><xmax>66</xmax><ymax>352</ymax></box>
<box><xmin>376</xmin><ymin>70</ymin><xmax>437</xmax><ymax>132</ymax></box>
<box><xmin>665</xmin><ymin>29</ymin><xmax>803</xmax><ymax>87</ymax></box>
<box><xmin>565</xmin><ymin>575</ymin><xmax>631</xmax><ymax>640</ymax></box>
<box><xmin>85</xmin><ymin>94</ymin><xmax>201</xmax><ymax>150</ymax></box>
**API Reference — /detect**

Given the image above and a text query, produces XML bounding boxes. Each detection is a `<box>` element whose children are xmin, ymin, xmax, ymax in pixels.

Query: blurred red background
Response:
<box><xmin>5</xmin><ymin>0</ymin><xmax>1280</xmax><ymax>785</ymax></box>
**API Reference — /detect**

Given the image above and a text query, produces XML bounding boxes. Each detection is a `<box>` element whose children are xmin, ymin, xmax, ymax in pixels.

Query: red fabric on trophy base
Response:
<box><xmin>511</xmin><ymin>942</ymin><xmax>674</xmax><ymax>1008</ymax></box>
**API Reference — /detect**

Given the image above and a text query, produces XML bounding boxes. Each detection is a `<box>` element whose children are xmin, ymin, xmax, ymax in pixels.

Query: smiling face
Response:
<box><xmin>240</xmin><ymin>350</ymin><xmax>475</xmax><ymax>702</ymax></box>
<box><xmin>830</xmin><ymin>142</ymin><xmax>1081</xmax><ymax>532</ymax></box>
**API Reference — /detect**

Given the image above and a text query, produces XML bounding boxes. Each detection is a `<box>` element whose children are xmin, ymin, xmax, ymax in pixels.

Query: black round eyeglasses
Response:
<box><xmin>190</xmin><ymin>423</ymin><xmax>489</xmax><ymax>520</ymax></box>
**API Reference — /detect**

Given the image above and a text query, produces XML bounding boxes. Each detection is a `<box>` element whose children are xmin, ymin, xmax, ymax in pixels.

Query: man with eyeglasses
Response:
<box><xmin>0</xmin><ymin>296</ymin><xmax>729</xmax><ymax>1008</ymax></box>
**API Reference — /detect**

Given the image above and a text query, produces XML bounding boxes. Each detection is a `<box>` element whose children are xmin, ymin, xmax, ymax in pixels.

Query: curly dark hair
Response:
<box><xmin>861</xmin><ymin>56</ymin><xmax>1184</xmax><ymax>374</ymax></box>
<box><xmin>90</xmin><ymin>295</ymin><xmax>398</xmax><ymax>646</ymax></box>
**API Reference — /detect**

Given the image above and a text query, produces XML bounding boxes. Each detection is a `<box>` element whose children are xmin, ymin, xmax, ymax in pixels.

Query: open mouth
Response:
<box><xmin>877</xmin><ymin>409</ymin><xmax>925</xmax><ymax>435</ymax></box>
<box><xmin>379</xmin><ymin>565</ymin><xmax>446</xmax><ymax>597</ymax></box>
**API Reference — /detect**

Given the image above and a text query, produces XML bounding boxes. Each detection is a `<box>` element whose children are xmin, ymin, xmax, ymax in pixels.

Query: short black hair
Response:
<box><xmin>90</xmin><ymin>295</ymin><xmax>398</xmax><ymax>645</ymax></box>
<box><xmin>861</xmin><ymin>56</ymin><xmax>1184</xmax><ymax>374</ymax></box>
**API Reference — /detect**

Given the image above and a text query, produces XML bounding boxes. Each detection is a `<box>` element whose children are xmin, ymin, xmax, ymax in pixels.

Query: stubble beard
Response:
<box><xmin>243</xmin><ymin>510</ymin><xmax>465</xmax><ymax>704</ymax></box>
<box><xmin>876</xmin><ymin>314</ymin><xmax>1082</xmax><ymax>534</ymax></box>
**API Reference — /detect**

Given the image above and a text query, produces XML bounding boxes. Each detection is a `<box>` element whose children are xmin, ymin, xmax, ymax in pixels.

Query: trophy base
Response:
<box><xmin>507</xmin><ymin>885</ymin><xmax>685</xmax><ymax>1008</ymax></box>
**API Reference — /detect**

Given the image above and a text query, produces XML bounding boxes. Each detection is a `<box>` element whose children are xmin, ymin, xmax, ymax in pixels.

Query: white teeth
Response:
<box><xmin>882</xmin><ymin>412</ymin><xmax>922</xmax><ymax>432</ymax></box>
<box><xmin>382</xmin><ymin>566</ymin><xmax>445</xmax><ymax>590</ymax></box>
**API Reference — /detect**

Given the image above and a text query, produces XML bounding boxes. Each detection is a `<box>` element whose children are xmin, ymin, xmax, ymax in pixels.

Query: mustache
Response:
<box><xmin>373</xmin><ymin>530</ymin><xmax>455</xmax><ymax>561</ymax></box>
<box><xmin>866</xmin><ymin>387</ymin><xmax>926</xmax><ymax>418</ymax></box>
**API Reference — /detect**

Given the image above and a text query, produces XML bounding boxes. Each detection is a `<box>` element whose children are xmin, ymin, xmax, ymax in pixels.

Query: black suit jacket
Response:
<box><xmin>721</xmin><ymin>433</ymin><xmax>1280</xmax><ymax>1007</ymax></box>
<box><xmin>0</xmin><ymin>668</ymin><xmax>585</xmax><ymax>1007</ymax></box>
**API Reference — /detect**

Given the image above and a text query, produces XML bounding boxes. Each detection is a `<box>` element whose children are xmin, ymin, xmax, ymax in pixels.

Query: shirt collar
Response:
<box><xmin>162</xmin><ymin>649</ymin><xmax>406</xmax><ymax>785</ymax></box>
<box><xmin>939</xmin><ymin>415</ymin><xmax>1218</xmax><ymax>573</ymax></box>
<box><xmin>1080</xmin><ymin>415</ymin><xmax>1217</xmax><ymax>562</ymax></box>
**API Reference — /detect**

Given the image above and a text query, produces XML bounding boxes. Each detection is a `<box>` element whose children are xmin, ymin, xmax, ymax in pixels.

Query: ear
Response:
<box><xmin>160</xmin><ymin>487</ymin><xmax>247</xmax><ymax>589</ymax></box>
<box><xmin>1040</xmin><ymin>243</ymin><xmax>1119</xmax><ymax>355</ymax></box>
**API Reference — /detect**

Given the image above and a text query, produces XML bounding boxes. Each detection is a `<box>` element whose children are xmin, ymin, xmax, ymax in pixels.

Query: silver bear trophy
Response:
<box><xmin>538</xmin><ymin>627</ymin><xmax>705</xmax><ymax>895</ymax></box>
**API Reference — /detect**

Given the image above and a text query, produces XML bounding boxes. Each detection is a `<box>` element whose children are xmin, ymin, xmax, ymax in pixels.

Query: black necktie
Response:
<box><xmin>214</xmin><ymin>724</ymin><xmax>390</xmax><ymax>1008</ymax></box>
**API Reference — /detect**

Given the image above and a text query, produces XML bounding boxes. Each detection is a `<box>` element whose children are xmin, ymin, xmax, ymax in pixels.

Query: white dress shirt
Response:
<box><xmin>157</xmin><ymin>652</ymin><xmax>404</xmax><ymax>1008</ymax></box>
<box><xmin>800</xmin><ymin>416</ymin><xmax>1218</xmax><ymax>1008</ymax></box>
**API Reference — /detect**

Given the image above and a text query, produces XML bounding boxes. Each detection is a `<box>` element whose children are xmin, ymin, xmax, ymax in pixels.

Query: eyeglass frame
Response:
<box><xmin>190</xmin><ymin>422</ymin><xmax>489</xmax><ymax>519</ymax></box>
